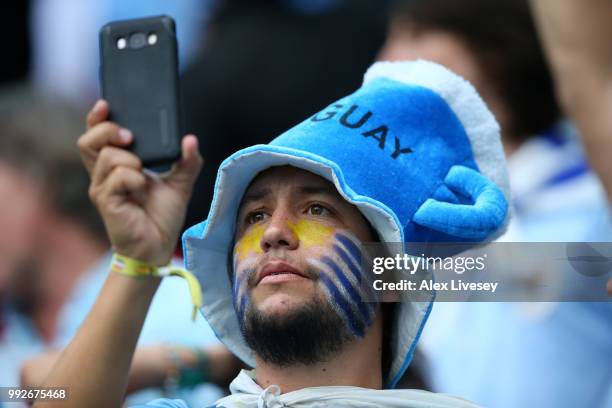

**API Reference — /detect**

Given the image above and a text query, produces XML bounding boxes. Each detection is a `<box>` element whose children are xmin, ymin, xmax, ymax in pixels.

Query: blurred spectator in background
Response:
<box><xmin>380</xmin><ymin>0</ymin><xmax>559</xmax><ymax>155</ymax></box>
<box><xmin>0</xmin><ymin>85</ymin><xmax>106</xmax><ymax>351</ymax></box>
<box><xmin>531</xmin><ymin>0</ymin><xmax>612</xmax><ymax>300</ymax></box>
<box><xmin>181</xmin><ymin>0</ymin><xmax>391</xmax><ymax>231</ymax></box>
<box><xmin>379</xmin><ymin>0</ymin><xmax>612</xmax><ymax>407</ymax></box>
<box><xmin>531</xmin><ymin>0</ymin><xmax>612</xmax><ymax>203</ymax></box>
<box><xmin>0</xmin><ymin>86</ymin><xmax>237</xmax><ymax>406</ymax></box>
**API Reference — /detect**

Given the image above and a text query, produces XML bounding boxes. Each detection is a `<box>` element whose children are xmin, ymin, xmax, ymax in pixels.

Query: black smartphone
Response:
<box><xmin>99</xmin><ymin>15</ymin><xmax>181</xmax><ymax>171</ymax></box>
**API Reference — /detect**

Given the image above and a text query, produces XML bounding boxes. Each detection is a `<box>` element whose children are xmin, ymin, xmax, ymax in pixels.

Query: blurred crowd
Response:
<box><xmin>0</xmin><ymin>0</ymin><xmax>610</xmax><ymax>407</ymax></box>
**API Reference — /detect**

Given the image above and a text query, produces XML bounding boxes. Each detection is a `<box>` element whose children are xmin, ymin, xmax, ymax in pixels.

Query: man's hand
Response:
<box><xmin>36</xmin><ymin>102</ymin><xmax>203</xmax><ymax>408</ymax></box>
<box><xmin>78</xmin><ymin>100</ymin><xmax>203</xmax><ymax>265</ymax></box>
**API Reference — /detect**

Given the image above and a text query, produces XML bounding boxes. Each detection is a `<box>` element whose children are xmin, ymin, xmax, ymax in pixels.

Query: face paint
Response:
<box><xmin>287</xmin><ymin>219</ymin><xmax>334</xmax><ymax>248</ymax></box>
<box><xmin>233</xmin><ymin>219</ymin><xmax>334</xmax><ymax>265</ymax></box>
<box><xmin>232</xmin><ymin>219</ymin><xmax>334</xmax><ymax>318</ymax></box>
<box><xmin>232</xmin><ymin>260</ymin><xmax>253</xmax><ymax>325</ymax></box>
<box><xmin>308</xmin><ymin>232</ymin><xmax>376</xmax><ymax>338</ymax></box>
<box><xmin>232</xmin><ymin>219</ymin><xmax>375</xmax><ymax>338</ymax></box>
<box><xmin>233</xmin><ymin>227</ymin><xmax>262</xmax><ymax>324</ymax></box>
<box><xmin>234</xmin><ymin>224</ymin><xmax>265</xmax><ymax>262</ymax></box>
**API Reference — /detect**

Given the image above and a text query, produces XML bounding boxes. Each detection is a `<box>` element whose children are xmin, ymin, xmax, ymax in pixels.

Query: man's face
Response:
<box><xmin>232</xmin><ymin>166</ymin><xmax>376</xmax><ymax>363</ymax></box>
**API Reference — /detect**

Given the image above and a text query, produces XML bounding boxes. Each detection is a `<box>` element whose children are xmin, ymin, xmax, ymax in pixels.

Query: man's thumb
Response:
<box><xmin>167</xmin><ymin>135</ymin><xmax>203</xmax><ymax>192</ymax></box>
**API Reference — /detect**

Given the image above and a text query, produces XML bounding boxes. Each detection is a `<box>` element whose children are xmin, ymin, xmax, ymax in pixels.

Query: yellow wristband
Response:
<box><xmin>111</xmin><ymin>253</ymin><xmax>203</xmax><ymax>321</ymax></box>
<box><xmin>111</xmin><ymin>253</ymin><xmax>158</xmax><ymax>277</ymax></box>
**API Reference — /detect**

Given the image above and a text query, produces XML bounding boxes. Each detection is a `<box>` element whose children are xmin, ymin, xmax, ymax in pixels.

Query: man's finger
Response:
<box><xmin>86</xmin><ymin>100</ymin><xmax>109</xmax><ymax>130</ymax></box>
<box><xmin>98</xmin><ymin>166</ymin><xmax>148</xmax><ymax>202</ymax></box>
<box><xmin>91</xmin><ymin>146</ymin><xmax>143</xmax><ymax>187</ymax></box>
<box><xmin>78</xmin><ymin>123</ymin><xmax>133</xmax><ymax>173</ymax></box>
<box><xmin>166</xmin><ymin>135</ymin><xmax>204</xmax><ymax>195</ymax></box>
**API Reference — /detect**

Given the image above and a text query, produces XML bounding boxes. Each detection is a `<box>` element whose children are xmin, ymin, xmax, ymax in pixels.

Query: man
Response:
<box><xmin>38</xmin><ymin>60</ymin><xmax>509</xmax><ymax>407</ymax></box>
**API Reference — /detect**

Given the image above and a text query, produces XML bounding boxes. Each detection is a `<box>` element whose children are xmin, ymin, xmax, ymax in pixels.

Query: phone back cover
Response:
<box><xmin>99</xmin><ymin>16</ymin><xmax>181</xmax><ymax>167</ymax></box>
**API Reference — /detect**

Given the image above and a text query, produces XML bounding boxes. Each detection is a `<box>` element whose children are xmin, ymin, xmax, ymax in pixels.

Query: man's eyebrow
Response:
<box><xmin>240</xmin><ymin>188</ymin><xmax>271</xmax><ymax>207</ymax></box>
<box><xmin>239</xmin><ymin>184</ymin><xmax>339</xmax><ymax>208</ymax></box>
<box><xmin>297</xmin><ymin>184</ymin><xmax>338</xmax><ymax>197</ymax></box>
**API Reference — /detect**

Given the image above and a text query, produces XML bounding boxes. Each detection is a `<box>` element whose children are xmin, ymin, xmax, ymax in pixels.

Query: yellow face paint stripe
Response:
<box><xmin>287</xmin><ymin>219</ymin><xmax>334</xmax><ymax>248</ymax></box>
<box><xmin>234</xmin><ymin>223</ymin><xmax>265</xmax><ymax>261</ymax></box>
<box><xmin>234</xmin><ymin>219</ymin><xmax>335</xmax><ymax>261</ymax></box>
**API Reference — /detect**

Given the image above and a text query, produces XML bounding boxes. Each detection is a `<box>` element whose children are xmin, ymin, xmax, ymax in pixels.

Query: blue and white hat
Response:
<box><xmin>183</xmin><ymin>60</ymin><xmax>510</xmax><ymax>388</ymax></box>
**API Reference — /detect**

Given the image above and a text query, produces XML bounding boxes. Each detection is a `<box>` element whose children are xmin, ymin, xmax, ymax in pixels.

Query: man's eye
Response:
<box><xmin>246</xmin><ymin>211</ymin><xmax>267</xmax><ymax>224</ymax></box>
<box><xmin>308</xmin><ymin>204</ymin><xmax>330</xmax><ymax>216</ymax></box>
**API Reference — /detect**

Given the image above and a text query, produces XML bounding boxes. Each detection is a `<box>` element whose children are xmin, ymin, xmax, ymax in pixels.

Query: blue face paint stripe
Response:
<box><xmin>232</xmin><ymin>276</ymin><xmax>240</xmax><ymax>299</ymax></box>
<box><xmin>333</xmin><ymin>243</ymin><xmax>362</xmax><ymax>283</ymax></box>
<box><xmin>233</xmin><ymin>268</ymin><xmax>253</xmax><ymax>300</ymax></box>
<box><xmin>319</xmin><ymin>274</ymin><xmax>365</xmax><ymax>337</ymax></box>
<box><xmin>363</xmin><ymin>277</ymin><xmax>380</xmax><ymax>304</ymax></box>
<box><xmin>335</xmin><ymin>233</ymin><xmax>362</xmax><ymax>265</ymax></box>
<box><xmin>334</xmin><ymin>234</ymin><xmax>379</xmax><ymax>304</ymax></box>
<box><xmin>321</xmin><ymin>256</ymin><xmax>373</xmax><ymax>326</ymax></box>
<box><xmin>233</xmin><ymin>266</ymin><xmax>254</xmax><ymax>324</ymax></box>
<box><xmin>237</xmin><ymin>293</ymin><xmax>248</xmax><ymax>323</ymax></box>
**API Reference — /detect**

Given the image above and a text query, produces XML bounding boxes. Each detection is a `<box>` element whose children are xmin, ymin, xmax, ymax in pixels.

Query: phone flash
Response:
<box><xmin>117</xmin><ymin>37</ymin><xmax>127</xmax><ymax>49</ymax></box>
<box><xmin>148</xmin><ymin>33</ymin><xmax>157</xmax><ymax>45</ymax></box>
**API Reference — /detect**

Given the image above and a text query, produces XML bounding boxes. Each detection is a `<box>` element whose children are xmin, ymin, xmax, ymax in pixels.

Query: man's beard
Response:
<box><xmin>240</xmin><ymin>296</ymin><xmax>353</xmax><ymax>367</ymax></box>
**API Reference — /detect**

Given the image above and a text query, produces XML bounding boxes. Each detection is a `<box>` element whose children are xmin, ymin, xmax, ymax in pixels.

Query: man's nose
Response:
<box><xmin>260</xmin><ymin>210</ymin><xmax>298</xmax><ymax>252</ymax></box>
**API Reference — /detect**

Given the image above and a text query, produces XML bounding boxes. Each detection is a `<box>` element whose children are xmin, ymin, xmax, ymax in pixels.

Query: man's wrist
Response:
<box><xmin>111</xmin><ymin>253</ymin><xmax>164</xmax><ymax>278</ymax></box>
<box><xmin>109</xmin><ymin>252</ymin><xmax>203</xmax><ymax>321</ymax></box>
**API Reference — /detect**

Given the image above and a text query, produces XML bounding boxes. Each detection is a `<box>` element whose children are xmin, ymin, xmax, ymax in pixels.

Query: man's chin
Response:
<box><xmin>241</xmin><ymin>295</ymin><xmax>352</xmax><ymax>367</ymax></box>
<box><xmin>253</xmin><ymin>293</ymin><xmax>311</xmax><ymax>318</ymax></box>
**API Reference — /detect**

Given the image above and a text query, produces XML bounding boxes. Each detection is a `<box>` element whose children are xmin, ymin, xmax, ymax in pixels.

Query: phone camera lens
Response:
<box><xmin>129</xmin><ymin>32</ymin><xmax>147</xmax><ymax>49</ymax></box>
<box><xmin>116</xmin><ymin>37</ymin><xmax>127</xmax><ymax>49</ymax></box>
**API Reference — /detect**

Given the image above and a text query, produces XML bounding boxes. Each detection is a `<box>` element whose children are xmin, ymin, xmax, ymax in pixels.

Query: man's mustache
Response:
<box><xmin>239</xmin><ymin>256</ymin><xmax>320</xmax><ymax>288</ymax></box>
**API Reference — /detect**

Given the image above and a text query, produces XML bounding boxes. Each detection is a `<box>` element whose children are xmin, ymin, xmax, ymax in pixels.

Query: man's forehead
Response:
<box><xmin>241</xmin><ymin>166</ymin><xmax>339</xmax><ymax>204</ymax></box>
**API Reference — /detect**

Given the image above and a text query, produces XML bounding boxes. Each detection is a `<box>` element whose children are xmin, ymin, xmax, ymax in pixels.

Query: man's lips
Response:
<box><xmin>256</xmin><ymin>261</ymin><xmax>311</xmax><ymax>285</ymax></box>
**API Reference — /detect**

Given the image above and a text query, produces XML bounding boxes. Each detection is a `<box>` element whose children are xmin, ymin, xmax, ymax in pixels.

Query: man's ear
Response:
<box><xmin>412</xmin><ymin>165</ymin><xmax>508</xmax><ymax>241</ymax></box>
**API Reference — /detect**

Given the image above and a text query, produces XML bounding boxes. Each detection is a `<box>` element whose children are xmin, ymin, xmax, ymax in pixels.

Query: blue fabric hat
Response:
<box><xmin>183</xmin><ymin>60</ymin><xmax>510</xmax><ymax>388</ymax></box>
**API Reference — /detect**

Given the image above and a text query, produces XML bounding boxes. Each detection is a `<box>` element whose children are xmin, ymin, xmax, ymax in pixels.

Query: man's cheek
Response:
<box><xmin>308</xmin><ymin>231</ymin><xmax>376</xmax><ymax>338</ymax></box>
<box><xmin>232</xmin><ymin>225</ymin><xmax>264</xmax><ymax>322</ymax></box>
<box><xmin>232</xmin><ymin>256</ymin><xmax>256</xmax><ymax>324</ymax></box>
<box><xmin>287</xmin><ymin>219</ymin><xmax>334</xmax><ymax>248</ymax></box>
<box><xmin>234</xmin><ymin>224</ymin><xmax>265</xmax><ymax>262</ymax></box>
